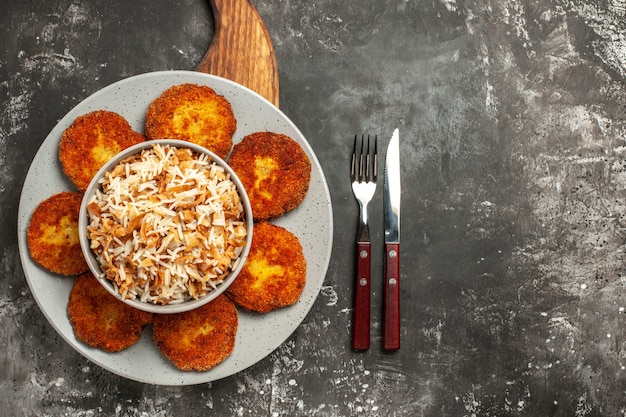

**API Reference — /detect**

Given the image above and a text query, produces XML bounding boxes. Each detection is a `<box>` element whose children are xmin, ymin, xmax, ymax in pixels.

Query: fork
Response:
<box><xmin>350</xmin><ymin>134</ymin><xmax>378</xmax><ymax>350</ymax></box>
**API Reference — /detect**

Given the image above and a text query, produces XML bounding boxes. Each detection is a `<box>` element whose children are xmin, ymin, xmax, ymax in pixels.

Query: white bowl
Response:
<box><xmin>78</xmin><ymin>139</ymin><xmax>253</xmax><ymax>314</ymax></box>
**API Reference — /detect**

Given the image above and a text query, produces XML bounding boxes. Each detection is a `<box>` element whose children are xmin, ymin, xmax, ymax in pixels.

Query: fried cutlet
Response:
<box><xmin>152</xmin><ymin>294</ymin><xmax>238</xmax><ymax>371</ymax></box>
<box><xmin>225</xmin><ymin>221</ymin><xmax>306</xmax><ymax>313</ymax></box>
<box><xmin>26</xmin><ymin>191</ymin><xmax>88</xmax><ymax>276</ymax></box>
<box><xmin>68</xmin><ymin>272</ymin><xmax>153</xmax><ymax>352</ymax></box>
<box><xmin>144</xmin><ymin>83</ymin><xmax>236</xmax><ymax>159</ymax></box>
<box><xmin>228</xmin><ymin>132</ymin><xmax>311</xmax><ymax>220</ymax></box>
<box><xmin>59</xmin><ymin>110</ymin><xmax>145</xmax><ymax>192</ymax></box>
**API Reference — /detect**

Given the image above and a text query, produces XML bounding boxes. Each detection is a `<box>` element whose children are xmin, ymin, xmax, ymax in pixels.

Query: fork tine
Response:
<box><xmin>351</xmin><ymin>134</ymin><xmax>357</xmax><ymax>181</ymax></box>
<box><xmin>359</xmin><ymin>134</ymin><xmax>365</xmax><ymax>182</ymax></box>
<box><xmin>365</xmin><ymin>135</ymin><xmax>371</xmax><ymax>181</ymax></box>
<box><xmin>373</xmin><ymin>135</ymin><xmax>378</xmax><ymax>182</ymax></box>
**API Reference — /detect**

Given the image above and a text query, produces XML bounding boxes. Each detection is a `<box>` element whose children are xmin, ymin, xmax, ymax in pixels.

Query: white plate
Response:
<box><xmin>17</xmin><ymin>71</ymin><xmax>333</xmax><ymax>385</ymax></box>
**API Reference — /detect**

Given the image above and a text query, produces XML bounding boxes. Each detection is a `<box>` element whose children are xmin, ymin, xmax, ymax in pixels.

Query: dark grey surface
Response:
<box><xmin>2</xmin><ymin>0</ymin><xmax>625</xmax><ymax>415</ymax></box>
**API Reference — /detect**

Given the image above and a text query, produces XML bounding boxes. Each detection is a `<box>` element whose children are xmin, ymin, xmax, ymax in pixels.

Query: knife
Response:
<box><xmin>383</xmin><ymin>128</ymin><xmax>401</xmax><ymax>350</ymax></box>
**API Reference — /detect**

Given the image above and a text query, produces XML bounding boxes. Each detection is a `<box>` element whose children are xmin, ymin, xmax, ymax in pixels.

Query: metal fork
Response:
<box><xmin>350</xmin><ymin>134</ymin><xmax>377</xmax><ymax>350</ymax></box>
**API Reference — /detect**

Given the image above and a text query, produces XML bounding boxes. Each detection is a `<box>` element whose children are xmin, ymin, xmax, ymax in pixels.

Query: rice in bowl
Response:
<box><xmin>79</xmin><ymin>140</ymin><xmax>252</xmax><ymax>313</ymax></box>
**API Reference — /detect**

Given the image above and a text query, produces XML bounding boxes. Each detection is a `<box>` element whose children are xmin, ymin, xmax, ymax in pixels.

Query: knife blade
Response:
<box><xmin>383</xmin><ymin>128</ymin><xmax>401</xmax><ymax>350</ymax></box>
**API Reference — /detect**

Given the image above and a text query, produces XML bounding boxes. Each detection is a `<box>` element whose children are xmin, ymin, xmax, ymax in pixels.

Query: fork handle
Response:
<box><xmin>352</xmin><ymin>241</ymin><xmax>371</xmax><ymax>350</ymax></box>
<box><xmin>383</xmin><ymin>243</ymin><xmax>400</xmax><ymax>350</ymax></box>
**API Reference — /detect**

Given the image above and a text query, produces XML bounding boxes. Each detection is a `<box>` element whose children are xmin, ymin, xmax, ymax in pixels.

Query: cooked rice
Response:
<box><xmin>86</xmin><ymin>143</ymin><xmax>248</xmax><ymax>305</ymax></box>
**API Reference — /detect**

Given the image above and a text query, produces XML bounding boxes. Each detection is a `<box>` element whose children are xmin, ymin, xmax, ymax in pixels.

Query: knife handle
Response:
<box><xmin>383</xmin><ymin>243</ymin><xmax>400</xmax><ymax>350</ymax></box>
<box><xmin>352</xmin><ymin>241</ymin><xmax>371</xmax><ymax>350</ymax></box>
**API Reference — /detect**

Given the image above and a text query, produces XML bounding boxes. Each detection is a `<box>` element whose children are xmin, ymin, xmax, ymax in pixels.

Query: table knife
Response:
<box><xmin>383</xmin><ymin>128</ymin><xmax>401</xmax><ymax>350</ymax></box>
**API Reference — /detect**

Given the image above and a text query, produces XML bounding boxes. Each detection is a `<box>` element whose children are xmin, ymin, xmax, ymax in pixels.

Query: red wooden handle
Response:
<box><xmin>352</xmin><ymin>242</ymin><xmax>371</xmax><ymax>350</ymax></box>
<box><xmin>383</xmin><ymin>243</ymin><xmax>400</xmax><ymax>350</ymax></box>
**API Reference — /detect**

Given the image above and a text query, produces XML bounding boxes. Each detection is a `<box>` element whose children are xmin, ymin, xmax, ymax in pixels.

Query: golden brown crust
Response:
<box><xmin>26</xmin><ymin>191</ymin><xmax>89</xmax><ymax>276</ymax></box>
<box><xmin>152</xmin><ymin>294</ymin><xmax>238</xmax><ymax>371</ymax></box>
<box><xmin>68</xmin><ymin>272</ymin><xmax>153</xmax><ymax>352</ymax></box>
<box><xmin>226</xmin><ymin>221</ymin><xmax>306</xmax><ymax>313</ymax></box>
<box><xmin>144</xmin><ymin>83</ymin><xmax>236</xmax><ymax>159</ymax></box>
<box><xmin>228</xmin><ymin>132</ymin><xmax>311</xmax><ymax>220</ymax></box>
<box><xmin>59</xmin><ymin>110</ymin><xmax>145</xmax><ymax>192</ymax></box>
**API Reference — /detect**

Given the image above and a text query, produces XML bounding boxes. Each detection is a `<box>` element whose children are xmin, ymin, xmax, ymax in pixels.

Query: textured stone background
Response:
<box><xmin>1</xmin><ymin>0</ymin><xmax>625</xmax><ymax>415</ymax></box>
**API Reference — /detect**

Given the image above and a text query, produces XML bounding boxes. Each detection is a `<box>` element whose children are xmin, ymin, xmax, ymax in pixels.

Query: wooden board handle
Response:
<box><xmin>197</xmin><ymin>0</ymin><xmax>280</xmax><ymax>107</ymax></box>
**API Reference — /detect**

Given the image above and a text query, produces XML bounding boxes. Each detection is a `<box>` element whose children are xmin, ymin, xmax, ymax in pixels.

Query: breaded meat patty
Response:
<box><xmin>225</xmin><ymin>221</ymin><xmax>306</xmax><ymax>313</ymax></box>
<box><xmin>144</xmin><ymin>83</ymin><xmax>236</xmax><ymax>159</ymax></box>
<box><xmin>152</xmin><ymin>294</ymin><xmax>238</xmax><ymax>371</ymax></box>
<box><xmin>228</xmin><ymin>132</ymin><xmax>311</xmax><ymax>220</ymax></box>
<box><xmin>59</xmin><ymin>110</ymin><xmax>145</xmax><ymax>192</ymax></box>
<box><xmin>68</xmin><ymin>272</ymin><xmax>153</xmax><ymax>352</ymax></box>
<box><xmin>27</xmin><ymin>191</ymin><xmax>88</xmax><ymax>276</ymax></box>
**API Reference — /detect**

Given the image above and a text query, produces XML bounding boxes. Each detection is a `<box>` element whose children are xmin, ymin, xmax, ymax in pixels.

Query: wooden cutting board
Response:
<box><xmin>197</xmin><ymin>0</ymin><xmax>279</xmax><ymax>107</ymax></box>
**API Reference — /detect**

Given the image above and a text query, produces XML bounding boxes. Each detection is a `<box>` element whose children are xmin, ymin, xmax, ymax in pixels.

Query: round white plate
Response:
<box><xmin>17</xmin><ymin>71</ymin><xmax>333</xmax><ymax>385</ymax></box>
